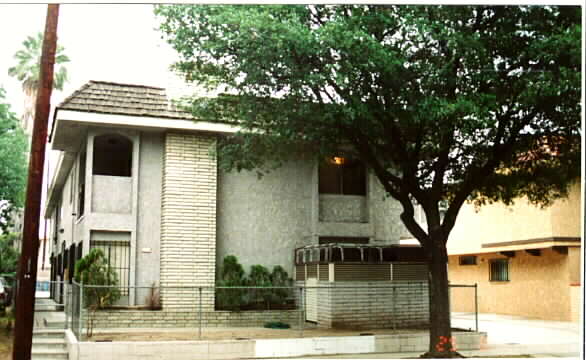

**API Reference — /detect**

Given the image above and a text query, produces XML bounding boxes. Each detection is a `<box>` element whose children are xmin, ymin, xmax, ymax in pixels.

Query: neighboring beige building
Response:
<box><xmin>447</xmin><ymin>182</ymin><xmax>582</xmax><ymax>322</ymax></box>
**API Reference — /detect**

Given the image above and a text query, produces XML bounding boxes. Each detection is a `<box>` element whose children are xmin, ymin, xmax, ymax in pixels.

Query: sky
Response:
<box><xmin>0</xmin><ymin>4</ymin><xmax>179</xmax><ymax>116</ymax></box>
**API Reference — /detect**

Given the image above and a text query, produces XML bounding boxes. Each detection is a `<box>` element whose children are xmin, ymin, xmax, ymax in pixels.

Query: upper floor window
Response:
<box><xmin>93</xmin><ymin>134</ymin><xmax>132</xmax><ymax>177</ymax></box>
<box><xmin>318</xmin><ymin>156</ymin><xmax>366</xmax><ymax>195</ymax></box>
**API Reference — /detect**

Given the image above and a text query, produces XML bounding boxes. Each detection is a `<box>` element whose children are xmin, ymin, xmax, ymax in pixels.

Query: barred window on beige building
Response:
<box><xmin>489</xmin><ymin>258</ymin><xmax>509</xmax><ymax>281</ymax></box>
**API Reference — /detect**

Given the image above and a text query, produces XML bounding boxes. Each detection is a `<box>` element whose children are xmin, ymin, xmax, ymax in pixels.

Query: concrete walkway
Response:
<box><xmin>292</xmin><ymin>313</ymin><xmax>582</xmax><ymax>358</ymax></box>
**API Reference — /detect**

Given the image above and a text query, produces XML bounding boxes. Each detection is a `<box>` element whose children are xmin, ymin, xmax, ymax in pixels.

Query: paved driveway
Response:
<box><xmin>451</xmin><ymin>312</ymin><xmax>582</xmax><ymax>357</ymax></box>
<box><xmin>293</xmin><ymin>313</ymin><xmax>582</xmax><ymax>358</ymax></box>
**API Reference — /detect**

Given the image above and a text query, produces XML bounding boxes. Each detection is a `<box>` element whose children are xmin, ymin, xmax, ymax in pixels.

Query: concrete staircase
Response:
<box><xmin>31</xmin><ymin>330</ymin><xmax>68</xmax><ymax>360</ymax></box>
<box><xmin>35</xmin><ymin>298</ymin><xmax>63</xmax><ymax>312</ymax></box>
<box><xmin>35</xmin><ymin>298</ymin><xmax>66</xmax><ymax>328</ymax></box>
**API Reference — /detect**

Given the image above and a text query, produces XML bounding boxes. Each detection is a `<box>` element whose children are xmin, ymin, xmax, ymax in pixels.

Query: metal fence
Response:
<box><xmin>54</xmin><ymin>281</ymin><xmax>477</xmax><ymax>341</ymax></box>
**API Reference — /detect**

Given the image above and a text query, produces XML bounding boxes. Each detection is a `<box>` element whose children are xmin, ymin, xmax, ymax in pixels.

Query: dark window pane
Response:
<box><xmin>318</xmin><ymin>162</ymin><xmax>341</xmax><ymax>194</ymax></box>
<box><xmin>364</xmin><ymin>248</ymin><xmax>381</xmax><ymax>262</ymax></box>
<box><xmin>93</xmin><ymin>134</ymin><xmax>133</xmax><ymax>177</ymax></box>
<box><xmin>459</xmin><ymin>255</ymin><xmax>477</xmax><ymax>265</ymax></box>
<box><xmin>342</xmin><ymin>159</ymin><xmax>366</xmax><ymax>195</ymax></box>
<box><xmin>331</xmin><ymin>248</ymin><xmax>343</xmax><ymax>262</ymax></box>
<box><xmin>318</xmin><ymin>157</ymin><xmax>366</xmax><ymax>195</ymax></box>
<box><xmin>343</xmin><ymin>248</ymin><xmax>362</xmax><ymax>262</ymax></box>
<box><xmin>489</xmin><ymin>259</ymin><xmax>509</xmax><ymax>281</ymax></box>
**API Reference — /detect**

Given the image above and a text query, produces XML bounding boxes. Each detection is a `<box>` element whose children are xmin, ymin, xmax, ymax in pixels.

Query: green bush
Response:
<box><xmin>74</xmin><ymin>248</ymin><xmax>121</xmax><ymax>337</ymax></box>
<box><xmin>269</xmin><ymin>265</ymin><xmax>293</xmax><ymax>307</ymax></box>
<box><xmin>216</xmin><ymin>255</ymin><xmax>248</xmax><ymax>311</ymax></box>
<box><xmin>216</xmin><ymin>256</ymin><xmax>294</xmax><ymax>311</ymax></box>
<box><xmin>249</xmin><ymin>265</ymin><xmax>272</xmax><ymax>309</ymax></box>
<box><xmin>0</xmin><ymin>233</ymin><xmax>19</xmax><ymax>275</ymax></box>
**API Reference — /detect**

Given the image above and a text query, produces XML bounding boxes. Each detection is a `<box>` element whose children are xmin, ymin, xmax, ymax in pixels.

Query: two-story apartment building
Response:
<box><xmin>446</xmin><ymin>183</ymin><xmax>582</xmax><ymax>322</ymax></box>
<box><xmin>45</xmin><ymin>80</ymin><xmax>411</xmax><ymax>309</ymax></box>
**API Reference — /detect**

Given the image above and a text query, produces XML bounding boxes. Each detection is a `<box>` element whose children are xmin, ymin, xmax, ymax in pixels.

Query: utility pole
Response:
<box><xmin>13</xmin><ymin>5</ymin><xmax>60</xmax><ymax>360</ymax></box>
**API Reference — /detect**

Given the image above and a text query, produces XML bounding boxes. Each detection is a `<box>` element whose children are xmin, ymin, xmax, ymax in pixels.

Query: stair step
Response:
<box><xmin>32</xmin><ymin>340</ymin><xmax>66</xmax><ymax>351</ymax></box>
<box><xmin>33</xmin><ymin>337</ymin><xmax>65</xmax><ymax>344</ymax></box>
<box><xmin>33</xmin><ymin>330</ymin><xmax>65</xmax><ymax>340</ymax></box>
<box><xmin>43</xmin><ymin>319</ymin><xmax>66</xmax><ymax>328</ymax></box>
<box><xmin>31</xmin><ymin>352</ymin><xmax>68</xmax><ymax>360</ymax></box>
<box><xmin>31</xmin><ymin>349</ymin><xmax>68</xmax><ymax>356</ymax></box>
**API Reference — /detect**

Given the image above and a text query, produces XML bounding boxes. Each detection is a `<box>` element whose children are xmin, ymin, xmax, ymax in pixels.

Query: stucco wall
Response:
<box><xmin>217</xmin><ymin>157</ymin><xmax>405</xmax><ymax>276</ymax></box>
<box><xmin>51</xmin><ymin>148</ymin><xmax>86</xmax><ymax>257</ymax></box>
<box><xmin>91</xmin><ymin>176</ymin><xmax>132</xmax><ymax>213</ymax></box>
<box><xmin>447</xmin><ymin>201</ymin><xmax>554</xmax><ymax>254</ymax></box>
<box><xmin>550</xmin><ymin>181</ymin><xmax>581</xmax><ymax>237</ymax></box>
<box><xmin>135</xmin><ymin>132</ymin><xmax>164</xmax><ymax>288</ymax></box>
<box><xmin>448</xmin><ymin>248</ymin><xmax>573</xmax><ymax>321</ymax></box>
<box><xmin>570</xmin><ymin>284</ymin><xmax>581</xmax><ymax>322</ymax></box>
<box><xmin>370</xmin><ymin>175</ymin><xmax>410</xmax><ymax>244</ymax></box>
<box><xmin>567</xmin><ymin>246</ymin><xmax>581</xmax><ymax>285</ymax></box>
<box><xmin>217</xmin><ymin>154</ymin><xmax>314</xmax><ymax>275</ymax></box>
<box><xmin>447</xmin><ymin>181</ymin><xmax>581</xmax><ymax>255</ymax></box>
<box><xmin>55</xmin><ymin>161</ymin><xmax>76</xmax><ymax>249</ymax></box>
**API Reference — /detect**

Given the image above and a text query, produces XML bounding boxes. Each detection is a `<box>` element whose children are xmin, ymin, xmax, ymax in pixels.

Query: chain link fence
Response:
<box><xmin>48</xmin><ymin>281</ymin><xmax>478</xmax><ymax>341</ymax></box>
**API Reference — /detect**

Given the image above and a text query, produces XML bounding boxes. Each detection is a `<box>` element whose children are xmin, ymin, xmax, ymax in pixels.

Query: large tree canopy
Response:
<box><xmin>156</xmin><ymin>5</ymin><xmax>581</xmax><ymax>357</ymax></box>
<box><xmin>0</xmin><ymin>86</ymin><xmax>28</xmax><ymax>233</ymax></box>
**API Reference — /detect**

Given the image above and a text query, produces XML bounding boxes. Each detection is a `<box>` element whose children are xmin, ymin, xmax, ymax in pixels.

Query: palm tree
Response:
<box><xmin>8</xmin><ymin>32</ymin><xmax>70</xmax><ymax>135</ymax></box>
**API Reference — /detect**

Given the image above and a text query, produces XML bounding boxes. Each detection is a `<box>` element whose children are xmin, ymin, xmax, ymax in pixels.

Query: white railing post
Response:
<box><xmin>78</xmin><ymin>281</ymin><xmax>84</xmax><ymax>341</ymax></box>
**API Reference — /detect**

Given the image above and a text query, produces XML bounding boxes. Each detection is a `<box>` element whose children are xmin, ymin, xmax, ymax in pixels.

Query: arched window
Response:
<box><xmin>93</xmin><ymin>134</ymin><xmax>132</xmax><ymax>177</ymax></box>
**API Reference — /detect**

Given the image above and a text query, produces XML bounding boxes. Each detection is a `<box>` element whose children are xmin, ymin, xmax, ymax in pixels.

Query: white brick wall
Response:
<box><xmin>160</xmin><ymin>133</ymin><xmax>217</xmax><ymax>309</ymax></box>
<box><xmin>312</xmin><ymin>281</ymin><xmax>430</xmax><ymax>329</ymax></box>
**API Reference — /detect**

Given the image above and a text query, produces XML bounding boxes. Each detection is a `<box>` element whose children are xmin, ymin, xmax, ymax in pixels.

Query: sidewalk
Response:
<box><xmin>290</xmin><ymin>313</ymin><xmax>582</xmax><ymax>359</ymax></box>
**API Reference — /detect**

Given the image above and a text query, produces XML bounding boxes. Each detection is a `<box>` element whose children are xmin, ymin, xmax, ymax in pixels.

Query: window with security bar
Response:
<box><xmin>90</xmin><ymin>231</ymin><xmax>131</xmax><ymax>295</ymax></box>
<box><xmin>489</xmin><ymin>258</ymin><xmax>509</xmax><ymax>281</ymax></box>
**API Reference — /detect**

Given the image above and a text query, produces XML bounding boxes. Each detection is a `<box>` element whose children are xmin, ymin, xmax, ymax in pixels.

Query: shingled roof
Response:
<box><xmin>56</xmin><ymin>80</ymin><xmax>194</xmax><ymax>120</ymax></box>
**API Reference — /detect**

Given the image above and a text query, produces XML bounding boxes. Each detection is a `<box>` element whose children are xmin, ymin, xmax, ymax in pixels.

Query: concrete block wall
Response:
<box><xmin>160</xmin><ymin>133</ymin><xmax>217</xmax><ymax>309</ymax></box>
<box><xmin>89</xmin><ymin>309</ymin><xmax>300</xmax><ymax>329</ymax></box>
<box><xmin>315</xmin><ymin>281</ymin><xmax>429</xmax><ymax>329</ymax></box>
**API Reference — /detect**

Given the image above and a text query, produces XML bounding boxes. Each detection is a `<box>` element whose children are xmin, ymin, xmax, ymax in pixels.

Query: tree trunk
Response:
<box><xmin>422</xmin><ymin>241</ymin><xmax>462</xmax><ymax>358</ymax></box>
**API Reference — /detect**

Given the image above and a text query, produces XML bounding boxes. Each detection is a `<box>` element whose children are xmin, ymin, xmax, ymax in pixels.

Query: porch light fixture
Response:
<box><xmin>332</xmin><ymin>156</ymin><xmax>346</xmax><ymax>165</ymax></box>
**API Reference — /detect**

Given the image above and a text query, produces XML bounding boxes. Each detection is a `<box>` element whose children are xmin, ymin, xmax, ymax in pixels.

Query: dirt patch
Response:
<box><xmin>90</xmin><ymin>326</ymin><xmax>423</xmax><ymax>342</ymax></box>
<box><xmin>0</xmin><ymin>332</ymin><xmax>12</xmax><ymax>360</ymax></box>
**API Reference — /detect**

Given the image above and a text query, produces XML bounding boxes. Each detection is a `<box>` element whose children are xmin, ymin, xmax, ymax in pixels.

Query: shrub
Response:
<box><xmin>144</xmin><ymin>282</ymin><xmax>161</xmax><ymax>310</ymax></box>
<box><xmin>249</xmin><ymin>265</ymin><xmax>272</xmax><ymax>309</ymax></box>
<box><xmin>215</xmin><ymin>256</ymin><xmax>295</xmax><ymax>311</ymax></box>
<box><xmin>269</xmin><ymin>265</ymin><xmax>293</xmax><ymax>307</ymax></box>
<box><xmin>74</xmin><ymin>248</ymin><xmax>121</xmax><ymax>337</ymax></box>
<box><xmin>0</xmin><ymin>233</ymin><xmax>19</xmax><ymax>275</ymax></box>
<box><xmin>216</xmin><ymin>255</ymin><xmax>247</xmax><ymax>311</ymax></box>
